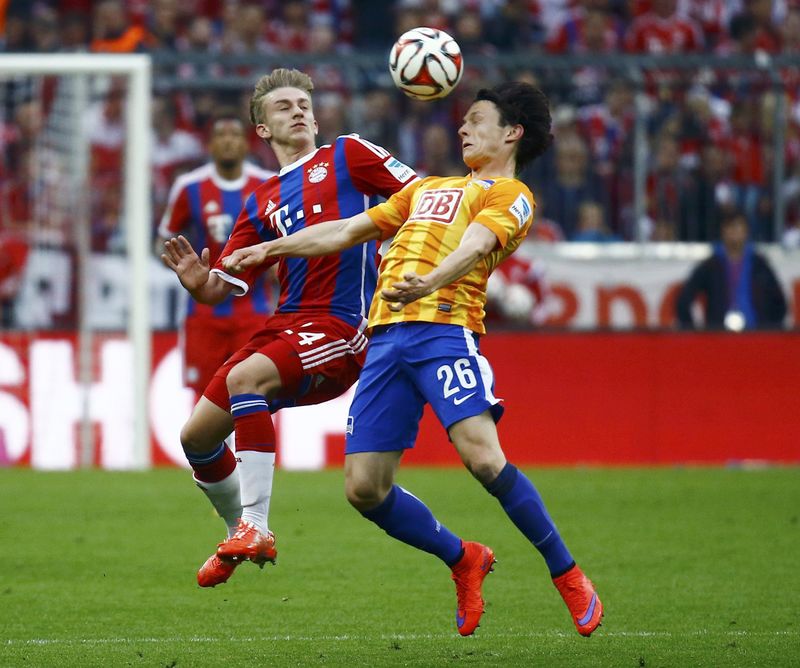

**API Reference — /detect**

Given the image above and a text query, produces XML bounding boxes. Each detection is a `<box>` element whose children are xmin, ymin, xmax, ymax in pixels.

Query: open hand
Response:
<box><xmin>161</xmin><ymin>235</ymin><xmax>210</xmax><ymax>292</ymax></box>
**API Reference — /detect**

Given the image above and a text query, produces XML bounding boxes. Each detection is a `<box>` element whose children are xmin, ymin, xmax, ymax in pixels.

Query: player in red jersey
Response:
<box><xmin>161</xmin><ymin>69</ymin><xmax>417</xmax><ymax>588</ymax></box>
<box><xmin>157</xmin><ymin>109</ymin><xmax>276</xmax><ymax>400</ymax></box>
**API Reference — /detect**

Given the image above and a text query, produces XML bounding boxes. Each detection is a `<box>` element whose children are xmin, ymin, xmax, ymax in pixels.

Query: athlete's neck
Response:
<box><xmin>469</xmin><ymin>154</ymin><xmax>517</xmax><ymax>181</ymax></box>
<box><xmin>273</xmin><ymin>141</ymin><xmax>317</xmax><ymax>169</ymax></box>
<box><xmin>215</xmin><ymin>163</ymin><xmax>243</xmax><ymax>181</ymax></box>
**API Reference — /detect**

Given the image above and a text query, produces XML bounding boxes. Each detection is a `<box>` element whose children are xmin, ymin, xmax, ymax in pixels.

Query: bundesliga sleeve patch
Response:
<box><xmin>509</xmin><ymin>193</ymin><xmax>533</xmax><ymax>229</ymax></box>
<box><xmin>383</xmin><ymin>157</ymin><xmax>415</xmax><ymax>183</ymax></box>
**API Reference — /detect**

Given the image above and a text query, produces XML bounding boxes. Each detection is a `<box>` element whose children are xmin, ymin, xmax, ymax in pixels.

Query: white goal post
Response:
<box><xmin>0</xmin><ymin>54</ymin><xmax>152</xmax><ymax>468</ymax></box>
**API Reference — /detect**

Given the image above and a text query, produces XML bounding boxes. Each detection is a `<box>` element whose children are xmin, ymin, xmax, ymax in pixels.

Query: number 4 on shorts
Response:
<box><xmin>296</xmin><ymin>331</ymin><xmax>326</xmax><ymax>346</ymax></box>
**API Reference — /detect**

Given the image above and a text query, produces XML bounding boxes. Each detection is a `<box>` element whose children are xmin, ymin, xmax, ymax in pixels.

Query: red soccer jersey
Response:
<box><xmin>212</xmin><ymin>134</ymin><xmax>418</xmax><ymax>329</ymax></box>
<box><xmin>625</xmin><ymin>11</ymin><xmax>705</xmax><ymax>53</ymax></box>
<box><xmin>160</xmin><ymin>161</ymin><xmax>275</xmax><ymax>317</ymax></box>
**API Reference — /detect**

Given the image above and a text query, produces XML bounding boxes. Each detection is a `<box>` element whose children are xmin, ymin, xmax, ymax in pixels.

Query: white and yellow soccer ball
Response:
<box><xmin>389</xmin><ymin>27</ymin><xmax>464</xmax><ymax>100</ymax></box>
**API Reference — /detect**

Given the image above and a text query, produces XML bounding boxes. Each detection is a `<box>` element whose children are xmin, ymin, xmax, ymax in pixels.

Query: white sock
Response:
<box><xmin>236</xmin><ymin>449</ymin><xmax>275</xmax><ymax>534</ymax></box>
<box><xmin>193</xmin><ymin>468</ymin><xmax>242</xmax><ymax>539</ymax></box>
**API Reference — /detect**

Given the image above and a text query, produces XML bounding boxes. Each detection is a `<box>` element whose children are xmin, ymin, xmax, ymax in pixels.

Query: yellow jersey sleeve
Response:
<box><xmin>366</xmin><ymin>178</ymin><xmax>426</xmax><ymax>241</ymax></box>
<box><xmin>472</xmin><ymin>179</ymin><xmax>535</xmax><ymax>248</ymax></box>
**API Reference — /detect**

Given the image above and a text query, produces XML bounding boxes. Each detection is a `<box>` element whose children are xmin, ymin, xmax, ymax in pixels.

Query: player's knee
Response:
<box><xmin>345</xmin><ymin>475</ymin><xmax>387</xmax><ymax>511</ymax></box>
<box><xmin>180</xmin><ymin>421</ymin><xmax>212</xmax><ymax>455</ymax></box>
<box><xmin>462</xmin><ymin>448</ymin><xmax>505</xmax><ymax>485</ymax></box>
<box><xmin>225</xmin><ymin>361</ymin><xmax>258</xmax><ymax>395</ymax></box>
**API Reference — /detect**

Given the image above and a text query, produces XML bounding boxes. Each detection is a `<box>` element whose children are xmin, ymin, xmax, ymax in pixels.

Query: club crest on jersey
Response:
<box><xmin>307</xmin><ymin>162</ymin><xmax>329</xmax><ymax>184</ymax></box>
<box><xmin>509</xmin><ymin>193</ymin><xmax>533</xmax><ymax>228</ymax></box>
<box><xmin>203</xmin><ymin>200</ymin><xmax>220</xmax><ymax>214</ymax></box>
<box><xmin>408</xmin><ymin>188</ymin><xmax>464</xmax><ymax>224</ymax></box>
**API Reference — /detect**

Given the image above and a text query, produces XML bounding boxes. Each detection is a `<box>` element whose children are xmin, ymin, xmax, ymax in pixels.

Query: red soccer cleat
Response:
<box><xmin>552</xmin><ymin>564</ymin><xmax>604</xmax><ymax>637</ymax></box>
<box><xmin>450</xmin><ymin>541</ymin><xmax>496</xmax><ymax>636</ymax></box>
<box><xmin>197</xmin><ymin>553</ymin><xmax>238</xmax><ymax>588</ymax></box>
<box><xmin>216</xmin><ymin>519</ymin><xmax>277</xmax><ymax>567</ymax></box>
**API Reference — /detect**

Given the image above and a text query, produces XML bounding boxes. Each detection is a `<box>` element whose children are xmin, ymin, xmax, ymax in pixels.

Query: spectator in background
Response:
<box><xmin>29</xmin><ymin>5</ymin><xmax>60</xmax><ymax>53</ymax></box>
<box><xmin>645</xmin><ymin>133</ymin><xmax>694</xmax><ymax>240</ymax></box>
<box><xmin>314</xmin><ymin>91</ymin><xmax>348</xmax><ymax>145</ymax></box>
<box><xmin>148</xmin><ymin>0</ymin><xmax>181</xmax><ymax>51</ymax></box>
<box><xmin>176</xmin><ymin>16</ymin><xmax>223</xmax><ymax>80</ymax></box>
<box><xmin>415</xmin><ymin>122</ymin><xmax>463</xmax><ymax>178</ymax></box>
<box><xmin>538</xmin><ymin>132</ymin><xmax>604</xmax><ymax>238</ymax></box>
<box><xmin>741</xmin><ymin>0</ymin><xmax>782</xmax><ymax>53</ymax></box>
<box><xmin>547</xmin><ymin>1</ymin><xmax>622</xmax><ymax>104</ymax></box>
<box><xmin>679</xmin><ymin>142</ymin><xmax>734</xmax><ymax>241</ymax></box>
<box><xmin>625</xmin><ymin>0</ymin><xmax>704</xmax><ymax>53</ymax></box>
<box><xmin>571</xmin><ymin>200</ymin><xmax>619</xmax><ymax>241</ymax></box>
<box><xmin>676</xmin><ymin>208</ymin><xmax>787</xmax><ymax>330</ymax></box>
<box><xmin>357</xmin><ymin>87</ymin><xmax>401</xmax><ymax>154</ymax></box>
<box><xmin>90</xmin><ymin>0</ymin><xmax>149</xmax><ymax>53</ymax></box>
<box><xmin>151</xmin><ymin>96</ymin><xmax>204</xmax><ymax>221</ymax></box>
<box><xmin>265</xmin><ymin>0</ymin><xmax>312</xmax><ymax>52</ymax></box>
<box><xmin>61</xmin><ymin>11</ymin><xmax>90</xmax><ymax>52</ymax></box>
<box><xmin>722</xmin><ymin>102</ymin><xmax>767</xmax><ymax>238</ymax></box>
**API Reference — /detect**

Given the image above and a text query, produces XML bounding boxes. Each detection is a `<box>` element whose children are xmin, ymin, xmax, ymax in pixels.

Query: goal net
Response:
<box><xmin>0</xmin><ymin>54</ymin><xmax>151</xmax><ymax>469</ymax></box>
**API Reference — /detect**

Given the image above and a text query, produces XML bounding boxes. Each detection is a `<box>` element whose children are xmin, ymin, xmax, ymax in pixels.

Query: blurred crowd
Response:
<box><xmin>1</xmin><ymin>0</ymin><xmax>800</xmax><ymax>251</ymax></box>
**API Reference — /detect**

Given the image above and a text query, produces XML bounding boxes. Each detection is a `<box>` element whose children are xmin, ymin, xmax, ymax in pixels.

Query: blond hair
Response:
<box><xmin>249</xmin><ymin>68</ymin><xmax>314</xmax><ymax>125</ymax></box>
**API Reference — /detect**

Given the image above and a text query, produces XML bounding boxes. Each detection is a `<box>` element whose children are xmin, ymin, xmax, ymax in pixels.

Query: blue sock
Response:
<box><xmin>360</xmin><ymin>485</ymin><xmax>464</xmax><ymax>566</ymax></box>
<box><xmin>486</xmin><ymin>463</ymin><xmax>574</xmax><ymax>576</ymax></box>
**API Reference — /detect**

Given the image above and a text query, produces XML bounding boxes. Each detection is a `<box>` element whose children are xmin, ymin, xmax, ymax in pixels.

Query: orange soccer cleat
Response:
<box><xmin>216</xmin><ymin>519</ymin><xmax>278</xmax><ymax>567</ymax></box>
<box><xmin>450</xmin><ymin>541</ymin><xmax>496</xmax><ymax>636</ymax></box>
<box><xmin>197</xmin><ymin>553</ymin><xmax>238</xmax><ymax>588</ymax></box>
<box><xmin>552</xmin><ymin>564</ymin><xmax>604</xmax><ymax>637</ymax></box>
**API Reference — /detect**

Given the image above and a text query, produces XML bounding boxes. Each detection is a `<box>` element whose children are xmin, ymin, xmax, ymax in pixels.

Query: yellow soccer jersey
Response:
<box><xmin>366</xmin><ymin>175</ymin><xmax>535</xmax><ymax>334</ymax></box>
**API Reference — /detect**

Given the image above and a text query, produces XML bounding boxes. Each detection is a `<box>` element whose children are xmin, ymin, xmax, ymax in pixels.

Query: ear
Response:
<box><xmin>313</xmin><ymin>118</ymin><xmax>319</xmax><ymax>136</ymax></box>
<box><xmin>506</xmin><ymin>124</ymin><xmax>523</xmax><ymax>143</ymax></box>
<box><xmin>256</xmin><ymin>123</ymin><xmax>271</xmax><ymax>141</ymax></box>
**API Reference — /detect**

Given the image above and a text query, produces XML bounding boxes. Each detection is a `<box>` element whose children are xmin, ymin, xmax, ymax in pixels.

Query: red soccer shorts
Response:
<box><xmin>203</xmin><ymin>312</ymin><xmax>368</xmax><ymax>412</ymax></box>
<box><xmin>181</xmin><ymin>313</ymin><xmax>265</xmax><ymax>397</ymax></box>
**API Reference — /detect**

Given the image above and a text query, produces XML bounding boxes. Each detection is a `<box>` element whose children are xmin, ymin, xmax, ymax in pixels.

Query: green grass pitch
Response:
<box><xmin>1</xmin><ymin>466</ymin><xmax>798</xmax><ymax>667</ymax></box>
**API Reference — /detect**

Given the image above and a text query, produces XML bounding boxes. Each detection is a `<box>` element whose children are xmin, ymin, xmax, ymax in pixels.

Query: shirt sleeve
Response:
<box><xmin>365</xmin><ymin>178</ymin><xmax>425</xmax><ymax>241</ymax></box>
<box><xmin>210</xmin><ymin>192</ymin><xmax>275</xmax><ymax>296</ymax></box>
<box><xmin>472</xmin><ymin>180</ymin><xmax>535</xmax><ymax>249</ymax></box>
<box><xmin>158</xmin><ymin>180</ymin><xmax>191</xmax><ymax>238</ymax></box>
<box><xmin>343</xmin><ymin>134</ymin><xmax>419</xmax><ymax>198</ymax></box>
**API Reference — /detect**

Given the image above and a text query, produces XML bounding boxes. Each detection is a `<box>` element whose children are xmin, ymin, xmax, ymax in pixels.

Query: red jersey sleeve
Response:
<box><xmin>342</xmin><ymin>134</ymin><xmax>418</xmax><ymax>199</ymax></box>
<box><xmin>158</xmin><ymin>179</ymin><xmax>191</xmax><ymax>238</ymax></box>
<box><xmin>210</xmin><ymin>191</ymin><xmax>275</xmax><ymax>296</ymax></box>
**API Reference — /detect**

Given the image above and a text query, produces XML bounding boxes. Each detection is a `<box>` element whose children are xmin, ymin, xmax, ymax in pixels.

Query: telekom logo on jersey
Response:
<box><xmin>268</xmin><ymin>203</ymin><xmax>324</xmax><ymax>236</ymax></box>
<box><xmin>409</xmin><ymin>188</ymin><xmax>464</xmax><ymax>224</ymax></box>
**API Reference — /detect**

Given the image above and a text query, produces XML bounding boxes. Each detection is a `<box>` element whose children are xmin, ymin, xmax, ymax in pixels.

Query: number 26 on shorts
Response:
<box><xmin>436</xmin><ymin>358</ymin><xmax>477</xmax><ymax>399</ymax></box>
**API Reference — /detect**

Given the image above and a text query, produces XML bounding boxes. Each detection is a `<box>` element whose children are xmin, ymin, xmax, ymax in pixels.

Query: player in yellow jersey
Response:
<box><xmin>222</xmin><ymin>82</ymin><xmax>603</xmax><ymax>638</ymax></box>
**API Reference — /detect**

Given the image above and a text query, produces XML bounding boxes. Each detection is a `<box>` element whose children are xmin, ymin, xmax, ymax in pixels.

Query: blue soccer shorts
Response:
<box><xmin>345</xmin><ymin>321</ymin><xmax>505</xmax><ymax>454</ymax></box>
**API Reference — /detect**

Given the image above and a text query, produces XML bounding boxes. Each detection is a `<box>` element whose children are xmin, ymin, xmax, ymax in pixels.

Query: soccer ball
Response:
<box><xmin>389</xmin><ymin>27</ymin><xmax>464</xmax><ymax>100</ymax></box>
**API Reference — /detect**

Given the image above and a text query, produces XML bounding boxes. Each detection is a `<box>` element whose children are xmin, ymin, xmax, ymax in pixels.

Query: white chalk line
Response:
<box><xmin>5</xmin><ymin>629</ymin><xmax>797</xmax><ymax>647</ymax></box>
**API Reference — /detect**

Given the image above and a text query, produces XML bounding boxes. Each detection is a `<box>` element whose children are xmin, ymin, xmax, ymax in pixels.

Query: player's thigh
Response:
<box><xmin>270</xmin><ymin>315</ymin><xmax>369</xmax><ymax>409</ymax></box>
<box><xmin>345</xmin><ymin>330</ymin><xmax>426</xmax><ymax>455</ymax></box>
<box><xmin>225</xmin><ymin>350</ymin><xmax>285</xmax><ymax>397</ymax></box>
<box><xmin>180</xmin><ymin>396</ymin><xmax>234</xmax><ymax>454</ymax></box>
<box><xmin>203</xmin><ymin>330</ymin><xmax>297</xmax><ymax>407</ymax></box>
<box><xmin>409</xmin><ymin>325</ymin><xmax>504</xmax><ymax>432</ymax></box>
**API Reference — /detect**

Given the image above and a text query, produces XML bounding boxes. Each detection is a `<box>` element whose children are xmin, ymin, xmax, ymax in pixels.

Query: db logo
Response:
<box><xmin>408</xmin><ymin>188</ymin><xmax>464</xmax><ymax>224</ymax></box>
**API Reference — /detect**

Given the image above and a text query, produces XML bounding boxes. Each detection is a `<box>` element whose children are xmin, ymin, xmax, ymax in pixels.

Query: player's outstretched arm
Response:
<box><xmin>161</xmin><ymin>235</ymin><xmax>233</xmax><ymax>305</ymax></box>
<box><xmin>222</xmin><ymin>212</ymin><xmax>380</xmax><ymax>274</ymax></box>
<box><xmin>381</xmin><ymin>222</ymin><xmax>498</xmax><ymax>311</ymax></box>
